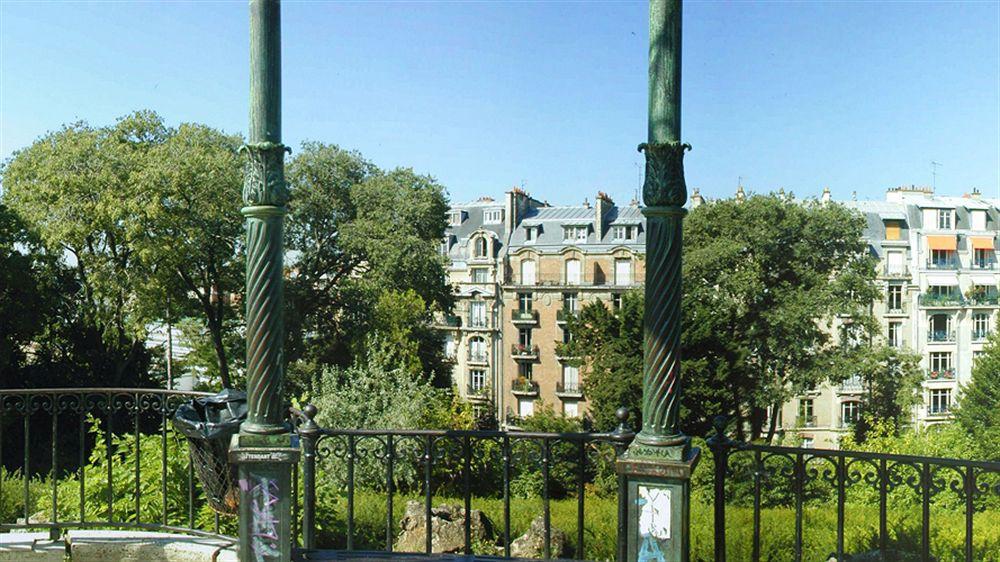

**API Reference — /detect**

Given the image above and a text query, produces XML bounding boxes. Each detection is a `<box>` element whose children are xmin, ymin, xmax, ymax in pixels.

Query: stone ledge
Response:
<box><xmin>1</xmin><ymin>530</ymin><xmax>238</xmax><ymax>562</ymax></box>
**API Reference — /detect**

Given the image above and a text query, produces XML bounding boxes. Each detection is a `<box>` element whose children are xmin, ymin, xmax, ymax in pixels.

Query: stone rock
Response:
<box><xmin>510</xmin><ymin>515</ymin><xmax>568</xmax><ymax>559</ymax></box>
<box><xmin>395</xmin><ymin>500</ymin><xmax>495</xmax><ymax>554</ymax></box>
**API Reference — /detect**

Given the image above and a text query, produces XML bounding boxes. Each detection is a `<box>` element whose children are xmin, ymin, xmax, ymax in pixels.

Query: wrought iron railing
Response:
<box><xmin>511</xmin><ymin>309</ymin><xmax>539</xmax><ymax>323</ymax></box>
<box><xmin>706</xmin><ymin>417</ymin><xmax>1000</xmax><ymax>562</ymax></box>
<box><xmin>0</xmin><ymin>388</ymin><xmax>234</xmax><ymax>540</ymax></box>
<box><xmin>293</xmin><ymin>405</ymin><xmax>635</xmax><ymax>560</ymax></box>
<box><xmin>920</xmin><ymin>293</ymin><xmax>964</xmax><ymax>307</ymax></box>
<box><xmin>928</xmin><ymin>329</ymin><xmax>956</xmax><ymax>342</ymax></box>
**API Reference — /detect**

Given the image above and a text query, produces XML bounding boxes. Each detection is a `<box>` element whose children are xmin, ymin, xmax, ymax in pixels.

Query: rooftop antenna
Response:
<box><xmin>931</xmin><ymin>161</ymin><xmax>943</xmax><ymax>191</ymax></box>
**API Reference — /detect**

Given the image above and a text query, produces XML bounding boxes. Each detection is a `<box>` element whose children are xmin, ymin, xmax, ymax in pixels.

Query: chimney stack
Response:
<box><xmin>735</xmin><ymin>185</ymin><xmax>746</xmax><ymax>203</ymax></box>
<box><xmin>821</xmin><ymin>186</ymin><xmax>831</xmax><ymax>203</ymax></box>
<box><xmin>595</xmin><ymin>191</ymin><xmax>613</xmax><ymax>239</ymax></box>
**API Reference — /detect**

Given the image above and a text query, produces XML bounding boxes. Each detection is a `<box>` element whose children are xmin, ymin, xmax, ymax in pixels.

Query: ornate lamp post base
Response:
<box><xmin>230</xmin><ymin>434</ymin><xmax>300</xmax><ymax>562</ymax></box>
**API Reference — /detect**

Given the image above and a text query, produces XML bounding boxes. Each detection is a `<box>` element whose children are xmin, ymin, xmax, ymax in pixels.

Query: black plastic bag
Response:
<box><xmin>172</xmin><ymin>389</ymin><xmax>247</xmax><ymax>514</ymax></box>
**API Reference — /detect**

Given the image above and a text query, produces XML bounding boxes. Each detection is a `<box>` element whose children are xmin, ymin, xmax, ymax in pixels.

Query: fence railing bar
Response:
<box><xmin>921</xmin><ymin>462</ymin><xmax>931</xmax><ymax>562</ymax></box>
<box><xmin>347</xmin><ymin>435</ymin><xmax>355</xmax><ymax>551</ymax></box>
<box><xmin>105</xmin><ymin>394</ymin><xmax>113</xmax><ymax>523</ymax></box>
<box><xmin>51</xmin><ymin>397</ymin><xmax>59</xmax><ymax>530</ymax></box>
<box><xmin>424</xmin><ymin>435</ymin><xmax>433</xmax><ymax>555</ymax></box>
<box><xmin>385</xmin><ymin>435</ymin><xmax>394</xmax><ymax>553</ymax></box>
<box><xmin>965</xmin><ymin>466</ymin><xmax>975</xmax><ymax>562</ymax></box>
<box><xmin>836</xmin><ymin>456</ymin><xmax>845</xmax><ymax>562</ymax></box>
<box><xmin>503</xmin><ymin>434</ymin><xmax>511</xmax><ymax>559</ymax></box>
<box><xmin>161</xmin><ymin>404</ymin><xmax>168</xmax><ymax>527</ymax></box>
<box><xmin>794</xmin><ymin>452</ymin><xmax>803</xmax><ymax>562</ymax></box>
<box><xmin>79</xmin><ymin>409</ymin><xmax>86</xmax><ymax>523</ymax></box>
<box><xmin>879</xmin><ymin>458</ymin><xmax>887</xmax><ymax>562</ymax></box>
<box><xmin>752</xmin><ymin>449</ymin><xmax>761</xmax><ymax>562</ymax></box>
<box><xmin>463</xmin><ymin>434</ymin><xmax>472</xmax><ymax>556</ymax></box>
<box><xmin>576</xmin><ymin>440</ymin><xmax>585</xmax><ymax>560</ymax></box>
<box><xmin>134</xmin><ymin>395</ymin><xmax>141</xmax><ymax>523</ymax></box>
<box><xmin>542</xmin><ymin>437</ymin><xmax>551</xmax><ymax>561</ymax></box>
<box><xmin>24</xmin><ymin>407</ymin><xmax>30</xmax><ymax>523</ymax></box>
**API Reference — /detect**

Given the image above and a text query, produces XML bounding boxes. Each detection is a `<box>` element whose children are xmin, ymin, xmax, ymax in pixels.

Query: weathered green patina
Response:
<box><xmin>619</xmin><ymin>1</ymin><xmax>700</xmax><ymax>560</ymax></box>
<box><xmin>230</xmin><ymin>2</ymin><xmax>298</xmax><ymax>562</ymax></box>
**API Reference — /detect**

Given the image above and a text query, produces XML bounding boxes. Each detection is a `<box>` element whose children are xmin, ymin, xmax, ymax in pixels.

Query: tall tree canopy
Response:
<box><xmin>955</xmin><ymin>334</ymin><xmax>1000</xmax><ymax>460</ymax></box>
<box><xmin>564</xmin><ymin>194</ymin><xmax>880</xmax><ymax>439</ymax></box>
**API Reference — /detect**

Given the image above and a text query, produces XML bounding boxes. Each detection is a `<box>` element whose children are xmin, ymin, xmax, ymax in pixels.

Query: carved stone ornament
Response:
<box><xmin>241</xmin><ymin>142</ymin><xmax>291</xmax><ymax>207</ymax></box>
<box><xmin>638</xmin><ymin>141</ymin><xmax>691</xmax><ymax>208</ymax></box>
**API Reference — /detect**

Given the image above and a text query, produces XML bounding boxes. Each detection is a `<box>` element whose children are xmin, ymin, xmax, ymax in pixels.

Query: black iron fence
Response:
<box><xmin>706</xmin><ymin>417</ymin><xmax>1000</xmax><ymax>562</ymax></box>
<box><xmin>293</xmin><ymin>405</ymin><xmax>636</xmax><ymax>561</ymax></box>
<box><xmin>0</xmin><ymin>388</ymin><xmax>234</xmax><ymax>540</ymax></box>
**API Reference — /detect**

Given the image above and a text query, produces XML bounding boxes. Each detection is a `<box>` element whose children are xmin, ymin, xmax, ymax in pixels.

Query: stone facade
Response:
<box><xmin>440</xmin><ymin>189</ymin><xmax>645</xmax><ymax>427</ymax></box>
<box><xmin>780</xmin><ymin>186</ymin><xmax>998</xmax><ymax>449</ymax></box>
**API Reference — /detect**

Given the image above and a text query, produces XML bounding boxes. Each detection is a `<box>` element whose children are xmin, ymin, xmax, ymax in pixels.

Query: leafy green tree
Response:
<box><xmin>955</xmin><ymin>333</ymin><xmax>1000</xmax><ymax>460</ymax></box>
<box><xmin>1</xmin><ymin>113</ymin><xmax>168</xmax><ymax>385</ymax></box>
<box><xmin>559</xmin><ymin>291</ymin><xmax>643</xmax><ymax>432</ymax></box>
<box><xmin>285</xmin><ymin>143</ymin><xmax>453</xmax><ymax>387</ymax></box>
<box><xmin>135</xmin><ymin>123</ymin><xmax>245</xmax><ymax>388</ymax></box>
<box><xmin>683</xmin><ymin>194</ymin><xmax>878</xmax><ymax>440</ymax></box>
<box><xmin>847</xmin><ymin>345</ymin><xmax>922</xmax><ymax>442</ymax></box>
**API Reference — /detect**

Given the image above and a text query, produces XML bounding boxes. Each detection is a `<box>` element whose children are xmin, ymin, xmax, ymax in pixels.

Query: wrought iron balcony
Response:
<box><xmin>926</xmin><ymin>259</ymin><xmax>959</xmax><ymax>270</ymax></box>
<box><xmin>511</xmin><ymin>309</ymin><xmax>539</xmax><ymax>324</ymax></box>
<box><xmin>555</xmin><ymin>381</ymin><xmax>584</xmax><ymax>397</ymax></box>
<box><xmin>881</xmin><ymin>264</ymin><xmax>910</xmax><ymax>278</ymax></box>
<box><xmin>885</xmin><ymin>301</ymin><xmax>908</xmax><ymax>314</ymax></box>
<box><xmin>466</xmin><ymin>316</ymin><xmax>489</xmax><ymax>329</ymax></box>
<box><xmin>973</xmin><ymin>329</ymin><xmax>991</xmax><ymax>342</ymax></box>
<box><xmin>510</xmin><ymin>343</ymin><xmax>539</xmax><ymax>359</ymax></box>
<box><xmin>467</xmin><ymin>350</ymin><xmax>489</xmax><ymax>364</ymax></box>
<box><xmin>556</xmin><ymin>308</ymin><xmax>579</xmax><ymax>324</ymax></box>
<box><xmin>466</xmin><ymin>384</ymin><xmax>490</xmax><ymax>400</ymax></box>
<box><xmin>927</xmin><ymin>330</ymin><xmax>956</xmax><ymax>343</ymax></box>
<box><xmin>926</xmin><ymin>368</ymin><xmax>955</xmax><ymax>380</ymax></box>
<box><xmin>439</xmin><ymin>314</ymin><xmax>462</xmax><ymax>328</ymax></box>
<box><xmin>919</xmin><ymin>293</ymin><xmax>964</xmax><ymax>307</ymax></box>
<box><xmin>510</xmin><ymin>378</ymin><xmax>540</xmax><ymax>395</ymax></box>
<box><xmin>838</xmin><ymin>374</ymin><xmax>864</xmax><ymax>393</ymax></box>
<box><xmin>796</xmin><ymin>415</ymin><xmax>817</xmax><ymax>428</ymax></box>
<box><xmin>971</xmin><ymin>260</ymin><xmax>999</xmax><ymax>270</ymax></box>
<box><xmin>928</xmin><ymin>404</ymin><xmax>952</xmax><ymax>415</ymax></box>
<box><xmin>966</xmin><ymin>293</ymin><xmax>1000</xmax><ymax>306</ymax></box>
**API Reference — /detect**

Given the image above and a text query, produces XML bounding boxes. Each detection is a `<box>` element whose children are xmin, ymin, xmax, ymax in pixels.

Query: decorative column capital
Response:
<box><xmin>638</xmin><ymin>141</ymin><xmax>691</xmax><ymax>208</ymax></box>
<box><xmin>240</xmin><ymin>142</ymin><xmax>291</xmax><ymax>207</ymax></box>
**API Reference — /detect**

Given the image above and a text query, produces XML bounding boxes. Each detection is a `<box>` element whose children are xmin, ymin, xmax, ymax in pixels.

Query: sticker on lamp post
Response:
<box><xmin>637</xmin><ymin>485</ymin><xmax>671</xmax><ymax>562</ymax></box>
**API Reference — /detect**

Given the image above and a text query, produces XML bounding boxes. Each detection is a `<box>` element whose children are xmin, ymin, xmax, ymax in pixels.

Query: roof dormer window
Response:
<box><xmin>613</xmin><ymin>225</ymin><xmax>634</xmax><ymax>241</ymax></box>
<box><xmin>936</xmin><ymin>209</ymin><xmax>953</xmax><ymax>230</ymax></box>
<box><xmin>971</xmin><ymin>210</ymin><xmax>987</xmax><ymax>231</ymax></box>
<box><xmin>473</xmin><ymin>237</ymin><xmax>488</xmax><ymax>258</ymax></box>
<box><xmin>563</xmin><ymin>225</ymin><xmax>588</xmax><ymax>243</ymax></box>
<box><xmin>483</xmin><ymin>209</ymin><xmax>503</xmax><ymax>225</ymax></box>
<box><xmin>449</xmin><ymin>211</ymin><xmax>466</xmax><ymax>226</ymax></box>
<box><xmin>525</xmin><ymin>226</ymin><xmax>537</xmax><ymax>243</ymax></box>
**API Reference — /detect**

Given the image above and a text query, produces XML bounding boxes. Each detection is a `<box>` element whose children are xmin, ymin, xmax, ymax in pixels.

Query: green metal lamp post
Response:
<box><xmin>229</xmin><ymin>1</ymin><xmax>299</xmax><ymax>561</ymax></box>
<box><xmin>618</xmin><ymin>1</ymin><xmax>700</xmax><ymax>560</ymax></box>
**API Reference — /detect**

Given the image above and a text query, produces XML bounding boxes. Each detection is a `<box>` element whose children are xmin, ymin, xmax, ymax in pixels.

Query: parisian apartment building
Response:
<box><xmin>780</xmin><ymin>185</ymin><xmax>999</xmax><ymax>448</ymax></box>
<box><xmin>438</xmin><ymin>189</ymin><xmax>645</xmax><ymax>426</ymax></box>
<box><xmin>440</xmin><ymin>185</ymin><xmax>995</xmax><ymax>440</ymax></box>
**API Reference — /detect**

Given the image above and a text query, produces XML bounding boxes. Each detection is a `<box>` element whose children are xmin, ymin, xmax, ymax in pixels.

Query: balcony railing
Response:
<box><xmin>927</xmin><ymin>330</ymin><xmax>956</xmax><ymax>343</ymax></box>
<box><xmin>556</xmin><ymin>309</ymin><xmax>578</xmax><ymax>324</ymax></box>
<box><xmin>881</xmin><ymin>264</ymin><xmax>910</xmax><ymax>278</ymax></box>
<box><xmin>467</xmin><ymin>350</ymin><xmax>489</xmax><ymax>364</ymax></box>
<box><xmin>466</xmin><ymin>316</ymin><xmax>489</xmax><ymax>329</ymax></box>
<box><xmin>510</xmin><ymin>378</ymin><xmax>540</xmax><ymax>395</ymax></box>
<box><xmin>920</xmin><ymin>293</ymin><xmax>964</xmax><ymax>307</ymax></box>
<box><xmin>971</xmin><ymin>261</ymin><xmax>999</xmax><ymax>270</ymax></box>
<box><xmin>927</xmin><ymin>259</ymin><xmax>959</xmax><ymax>270</ymax></box>
<box><xmin>838</xmin><ymin>374</ymin><xmax>864</xmax><ymax>393</ymax></box>
<box><xmin>466</xmin><ymin>384</ymin><xmax>490</xmax><ymax>399</ymax></box>
<box><xmin>510</xmin><ymin>343</ymin><xmax>539</xmax><ymax>359</ymax></box>
<box><xmin>796</xmin><ymin>415</ymin><xmax>817</xmax><ymax>428</ymax></box>
<box><xmin>966</xmin><ymin>293</ymin><xmax>1000</xmax><ymax>306</ymax></box>
<box><xmin>510</xmin><ymin>309</ymin><xmax>539</xmax><ymax>324</ymax></box>
<box><xmin>885</xmin><ymin>301</ymin><xmax>908</xmax><ymax>314</ymax></box>
<box><xmin>973</xmin><ymin>329</ymin><xmax>991</xmax><ymax>342</ymax></box>
<box><xmin>439</xmin><ymin>314</ymin><xmax>462</xmax><ymax>328</ymax></box>
<box><xmin>555</xmin><ymin>382</ymin><xmax>584</xmax><ymax>397</ymax></box>
<box><xmin>928</xmin><ymin>404</ymin><xmax>952</xmax><ymax>415</ymax></box>
<box><xmin>926</xmin><ymin>368</ymin><xmax>956</xmax><ymax>380</ymax></box>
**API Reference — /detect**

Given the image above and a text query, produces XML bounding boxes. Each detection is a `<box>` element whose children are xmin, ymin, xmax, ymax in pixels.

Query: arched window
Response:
<box><xmin>468</xmin><ymin>336</ymin><xmax>487</xmax><ymax>362</ymax></box>
<box><xmin>474</xmin><ymin>237</ymin><xmax>488</xmax><ymax>258</ymax></box>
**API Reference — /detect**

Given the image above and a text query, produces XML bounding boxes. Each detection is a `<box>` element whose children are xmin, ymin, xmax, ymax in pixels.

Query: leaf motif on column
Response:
<box><xmin>639</xmin><ymin>141</ymin><xmax>691</xmax><ymax>208</ymax></box>
<box><xmin>241</xmin><ymin>142</ymin><xmax>291</xmax><ymax>207</ymax></box>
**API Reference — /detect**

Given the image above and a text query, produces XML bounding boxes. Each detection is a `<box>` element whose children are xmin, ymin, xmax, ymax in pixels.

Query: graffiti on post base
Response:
<box><xmin>636</xmin><ymin>485</ymin><xmax>671</xmax><ymax>562</ymax></box>
<box><xmin>242</xmin><ymin>475</ymin><xmax>281</xmax><ymax>561</ymax></box>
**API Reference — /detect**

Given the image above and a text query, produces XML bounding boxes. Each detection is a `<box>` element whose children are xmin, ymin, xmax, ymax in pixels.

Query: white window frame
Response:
<box><xmin>930</xmin><ymin>351</ymin><xmax>953</xmax><ymax>372</ymax></box>
<box><xmin>520</xmin><ymin>260</ymin><xmax>536</xmax><ymax>285</ymax></box>
<box><xmin>469</xmin><ymin>369</ymin><xmax>486</xmax><ymax>391</ymax></box>
<box><xmin>565</xmin><ymin>259</ymin><xmax>581</xmax><ymax>285</ymax></box>
<box><xmin>974</xmin><ymin>313</ymin><xmax>990</xmax><ymax>339</ymax></box>
<box><xmin>483</xmin><ymin>209</ymin><xmax>503</xmax><ymax>225</ymax></box>
<box><xmin>468</xmin><ymin>301</ymin><xmax>487</xmax><ymax>328</ymax></box>
<box><xmin>937</xmin><ymin>209</ymin><xmax>953</xmax><ymax>230</ymax></box>
<box><xmin>525</xmin><ymin>227</ymin><xmax>536</xmax><ymax>243</ymax></box>
<box><xmin>929</xmin><ymin>389</ymin><xmax>951</xmax><ymax>414</ymax></box>
<box><xmin>888</xmin><ymin>321</ymin><xmax>902</xmax><ymax>348</ymax></box>
<box><xmin>518</xmin><ymin>397</ymin><xmax>534</xmax><ymax>417</ymax></box>
<box><xmin>841</xmin><ymin>401</ymin><xmax>860</xmax><ymax>426</ymax></box>
<box><xmin>563</xmin><ymin>401</ymin><xmax>579</xmax><ymax>418</ymax></box>
<box><xmin>614</xmin><ymin>258</ymin><xmax>632</xmax><ymax>286</ymax></box>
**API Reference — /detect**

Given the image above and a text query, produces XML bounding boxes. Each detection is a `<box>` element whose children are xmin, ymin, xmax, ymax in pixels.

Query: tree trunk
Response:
<box><xmin>765</xmin><ymin>400</ymin><xmax>780</xmax><ymax>444</ymax></box>
<box><xmin>206</xmin><ymin>312</ymin><xmax>231</xmax><ymax>388</ymax></box>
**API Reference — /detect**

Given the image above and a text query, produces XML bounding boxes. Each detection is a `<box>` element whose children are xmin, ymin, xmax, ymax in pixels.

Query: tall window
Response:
<box><xmin>614</xmin><ymin>259</ymin><xmax>632</xmax><ymax>286</ymax></box>
<box><xmin>518</xmin><ymin>328</ymin><xmax>532</xmax><ymax>348</ymax></box>
<box><xmin>929</xmin><ymin>351</ymin><xmax>953</xmax><ymax>373</ymax></box>
<box><xmin>886</xmin><ymin>251</ymin><xmax>904</xmax><ymax>274</ymax></box>
<box><xmin>525</xmin><ymin>227</ymin><xmax>537</xmax><ymax>243</ymax></box>
<box><xmin>929</xmin><ymin>389</ymin><xmax>951</xmax><ymax>414</ymax></box>
<box><xmin>972</xmin><ymin>210</ymin><xmax>987</xmax><ymax>231</ymax></box>
<box><xmin>888</xmin><ymin>322</ymin><xmax>902</xmax><ymax>348</ymax></box>
<box><xmin>930</xmin><ymin>249</ymin><xmax>956</xmax><ymax>268</ymax></box>
<box><xmin>611</xmin><ymin>293</ymin><xmax>623</xmax><ymax>310</ymax></box>
<box><xmin>928</xmin><ymin>314</ymin><xmax>952</xmax><ymax>342</ymax></box>
<box><xmin>562</xmin><ymin>364</ymin><xmax>579</xmax><ymax>391</ymax></box>
<box><xmin>449</xmin><ymin>211</ymin><xmax>464</xmax><ymax>226</ymax></box>
<box><xmin>471</xmin><ymin>267</ymin><xmax>488</xmax><ymax>283</ymax></box>
<box><xmin>474</xmin><ymin>237</ymin><xmax>488</xmax><ymax>258</ymax></box>
<box><xmin>887</xmin><ymin>285</ymin><xmax>904</xmax><ymax>311</ymax></box>
<box><xmin>468</xmin><ymin>301</ymin><xmax>487</xmax><ymax>328</ymax></box>
<box><xmin>565</xmin><ymin>259</ymin><xmax>581</xmax><ymax>285</ymax></box>
<box><xmin>973</xmin><ymin>313</ymin><xmax>990</xmax><ymax>340</ymax></box>
<box><xmin>520</xmin><ymin>260</ymin><xmax>536</xmax><ymax>285</ymax></box>
<box><xmin>469</xmin><ymin>369</ymin><xmax>486</xmax><ymax>391</ymax></box>
<box><xmin>563</xmin><ymin>401</ymin><xmax>579</xmax><ymax>418</ymax></box>
<box><xmin>937</xmin><ymin>209</ymin><xmax>953</xmax><ymax>230</ymax></box>
<box><xmin>841</xmin><ymin>401</ymin><xmax>860</xmax><ymax>427</ymax></box>
<box><xmin>974</xmin><ymin>248</ymin><xmax>995</xmax><ymax>269</ymax></box>
<box><xmin>884</xmin><ymin>221</ymin><xmax>902</xmax><ymax>241</ymax></box>
<box><xmin>518</xmin><ymin>362</ymin><xmax>533</xmax><ymax>379</ymax></box>
<box><xmin>798</xmin><ymin>399</ymin><xmax>815</xmax><ymax>426</ymax></box>
<box><xmin>468</xmin><ymin>336</ymin><xmax>487</xmax><ymax>362</ymax></box>
<box><xmin>563</xmin><ymin>292</ymin><xmax>579</xmax><ymax>312</ymax></box>
<box><xmin>518</xmin><ymin>397</ymin><xmax>534</xmax><ymax>417</ymax></box>
<box><xmin>518</xmin><ymin>292</ymin><xmax>533</xmax><ymax>312</ymax></box>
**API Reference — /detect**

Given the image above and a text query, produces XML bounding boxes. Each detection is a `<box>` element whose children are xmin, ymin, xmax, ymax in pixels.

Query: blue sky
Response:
<box><xmin>1</xmin><ymin>1</ymin><xmax>998</xmax><ymax>206</ymax></box>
